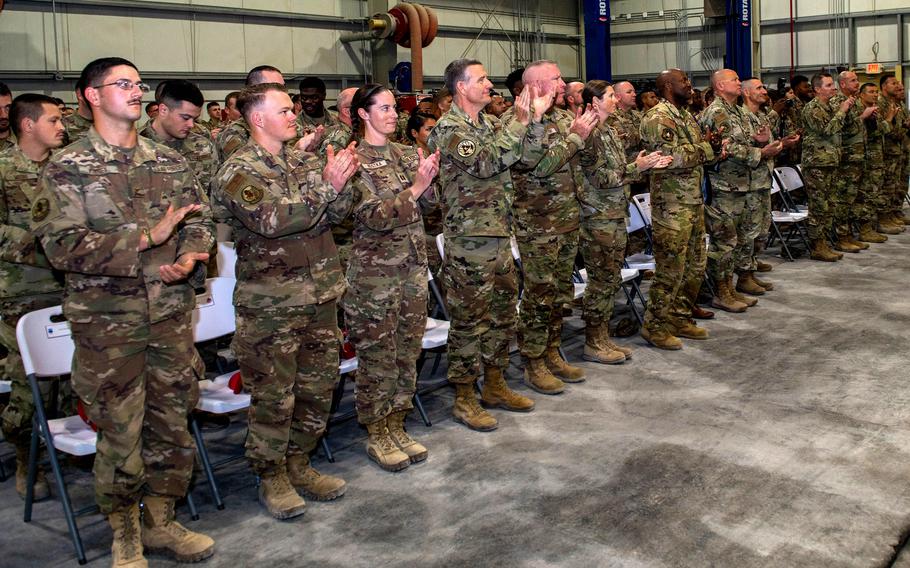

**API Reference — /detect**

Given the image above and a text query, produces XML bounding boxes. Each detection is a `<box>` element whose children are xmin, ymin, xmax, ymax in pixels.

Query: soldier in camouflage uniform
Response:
<box><xmin>878</xmin><ymin>74</ymin><xmax>909</xmax><ymax>232</ymax></box>
<box><xmin>61</xmin><ymin>78</ymin><xmax>94</xmax><ymax>146</ymax></box>
<box><xmin>801</xmin><ymin>73</ymin><xmax>854</xmax><ymax>262</ymax></box>
<box><xmin>32</xmin><ymin>57</ymin><xmax>215</xmax><ymax>566</ymax></box>
<box><xmin>854</xmin><ymin>83</ymin><xmax>896</xmax><ymax>243</ymax></box>
<box><xmin>343</xmin><ymin>84</ymin><xmax>440</xmax><ymax>471</ymax></box>
<box><xmin>298</xmin><ymin>76</ymin><xmax>340</xmax><ymax>134</ymax></box>
<box><xmin>0</xmin><ymin>82</ymin><xmax>13</xmax><ymax>151</ymax></box>
<box><xmin>502</xmin><ymin>60</ymin><xmax>597</xmax><ymax>393</ymax></box>
<box><xmin>0</xmin><ymin>94</ymin><xmax>66</xmax><ymax>502</ymax></box>
<box><xmin>576</xmin><ymin>80</ymin><xmax>671</xmax><ymax>365</ymax></box>
<box><xmin>773</xmin><ymin>74</ymin><xmax>810</xmax><ymax>166</ymax></box>
<box><xmin>212</xmin><ymin>83</ymin><xmax>356</xmax><ymax>519</ymax></box>
<box><xmin>830</xmin><ymin>71</ymin><xmax>878</xmax><ymax>252</ymax></box>
<box><xmin>427</xmin><ymin>58</ymin><xmax>549</xmax><ymax>431</ymax></box>
<box><xmin>319</xmin><ymin>87</ymin><xmax>357</xmax><ymax>273</ymax></box>
<box><xmin>699</xmin><ymin>70</ymin><xmax>782</xmax><ymax>311</ymax></box>
<box><xmin>639</xmin><ymin>69</ymin><xmax>720</xmax><ymax>350</ymax></box>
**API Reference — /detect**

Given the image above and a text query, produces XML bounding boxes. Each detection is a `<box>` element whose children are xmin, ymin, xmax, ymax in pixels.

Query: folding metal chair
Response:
<box><xmin>215</xmin><ymin>241</ymin><xmax>236</xmax><ymax>279</ymax></box>
<box><xmin>768</xmin><ymin>178</ymin><xmax>810</xmax><ymax>261</ymax></box>
<box><xmin>18</xmin><ymin>306</ymin><xmax>198</xmax><ymax>565</ymax></box>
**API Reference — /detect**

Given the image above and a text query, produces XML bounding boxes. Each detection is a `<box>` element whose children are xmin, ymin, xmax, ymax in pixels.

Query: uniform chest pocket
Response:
<box><xmin>83</xmin><ymin>182</ymin><xmax>129</xmax><ymax>232</ymax></box>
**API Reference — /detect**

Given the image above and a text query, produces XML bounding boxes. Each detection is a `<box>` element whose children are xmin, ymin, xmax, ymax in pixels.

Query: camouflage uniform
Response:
<box><xmin>879</xmin><ymin>95</ymin><xmax>908</xmax><ymax>217</ymax></box>
<box><xmin>607</xmin><ymin>107</ymin><xmax>644</xmax><ymax>163</ymax></box>
<box><xmin>139</xmin><ymin>122</ymin><xmax>220</xmax><ymax>193</ymax></box>
<box><xmin>576</xmin><ymin>122</ymin><xmax>640</xmax><ymax>327</ymax></box>
<box><xmin>426</xmin><ymin>102</ymin><xmax>544</xmax><ymax>384</ymax></box>
<box><xmin>801</xmin><ymin>97</ymin><xmax>847</xmax><ymax>240</ymax></box>
<box><xmin>777</xmin><ymin>97</ymin><xmax>803</xmax><ymax>165</ymax></box>
<box><xmin>639</xmin><ymin>101</ymin><xmax>715</xmax><ymax>334</ymax></box>
<box><xmin>855</xmin><ymin>111</ymin><xmax>891</xmax><ymax>224</ymax></box>
<box><xmin>212</xmin><ymin>140</ymin><xmax>351</xmax><ymax>476</ymax></box>
<box><xmin>743</xmin><ymin>106</ymin><xmax>778</xmax><ymax>265</ymax></box>
<box><xmin>502</xmin><ymin>106</ymin><xmax>582</xmax><ymax>359</ymax></box>
<box><xmin>0</xmin><ymin>135</ymin><xmax>15</xmax><ymax>152</ymax></box>
<box><xmin>216</xmin><ymin>118</ymin><xmax>306</xmax><ymax>162</ymax></box>
<box><xmin>32</xmin><ymin>127</ymin><xmax>214</xmax><ymax>513</ymax></box>
<box><xmin>62</xmin><ymin>112</ymin><xmax>92</xmax><ymax>146</ymax></box>
<box><xmin>297</xmin><ymin>108</ymin><xmax>340</xmax><ymax>134</ymax></box>
<box><xmin>344</xmin><ymin>142</ymin><xmax>436</xmax><ymax>425</ymax></box>
<box><xmin>0</xmin><ymin>146</ymin><xmax>65</xmax><ymax>449</ymax></box>
<box><xmin>319</xmin><ymin>122</ymin><xmax>353</xmax><ymax>155</ymax></box>
<box><xmin>829</xmin><ymin>93</ymin><xmax>867</xmax><ymax>236</ymax></box>
<box><xmin>699</xmin><ymin>97</ymin><xmax>763</xmax><ymax>280</ymax></box>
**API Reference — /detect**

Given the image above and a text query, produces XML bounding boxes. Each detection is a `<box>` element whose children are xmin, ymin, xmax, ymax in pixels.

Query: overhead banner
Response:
<box><xmin>583</xmin><ymin>0</ymin><xmax>612</xmax><ymax>81</ymax></box>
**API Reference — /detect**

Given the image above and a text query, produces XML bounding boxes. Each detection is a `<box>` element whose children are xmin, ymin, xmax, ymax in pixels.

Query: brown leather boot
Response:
<box><xmin>667</xmin><ymin>320</ymin><xmax>709</xmax><ymax>340</ymax></box>
<box><xmin>141</xmin><ymin>495</ymin><xmax>215</xmax><ymax>563</ymax></box>
<box><xmin>756</xmin><ymin>260</ymin><xmax>773</xmax><ymax>272</ymax></box>
<box><xmin>365</xmin><ymin>419</ymin><xmax>411</xmax><ymax>471</ymax></box>
<box><xmin>14</xmin><ymin>446</ymin><xmax>49</xmax><ymax>501</ymax></box>
<box><xmin>481</xmin><ymin>367</ymin><xmax>534</xmax><ymax>412</ymax></box>
<box><xmin>729</xmin><ymin>276</ymin><xmax>758</xmax><ymax>307</ymax></box>
<box><xmin>453</xmin><ymin>384</ymin><xmax>498</xmax><ymax>431</ymax></box>
<box><xmin>386</xmin><ymin>411</ymin><xmax>428</xmax><ymax>463</ymax></box>
<box><xmin>711</xmin><ymin>278</ymin><xmax>747</xmax><ymax>313</ymax></box>
<box><xmin>878</xmin><ymin>214</ymin><xmax>903</xmax><ymax>234</ymax></box>
<box><xmin>108</xmin><ymin>502</ymin><xmax>148</xmax><ymax>567</ymax></box>
<box><xmin>259</xmin><ymin>468</ymin><xmax>307</xmax><ymax>519</ymax></box>
<box><xmin>809</xmin><ymin>239</ymin><xmax>842</xmax><ymax>261</ymax></box>
<box><xmin>692</xmin><ymin>305</ymin><xmax>715</xmax><ymax>320</ymax></box>
<box><xmin>287</xmin><ymin>454</ymin><xmax>347</xmax><ymax>500</ymax></box>
<box><xmin>751</xmin><ymin>274</ymin><xmax>774</xmax><ymax>291</ymax></box>
<box><xmin>544</xmin><ymin>347</ymin><xmax>585</xmax><ymax>383</ymax></box>
<box><xmin>845</xmin><ymin>234</ymin><xmax>869</xmax><ymax>249</ymax></box>
<box><xmin>735</xmin><ymin>271</ymin><xmax>765</xmax><ymax>296</ymax></box>
<box><xmin>834</xmin><ymin>237</ymin><xmax>861</xmax><ymax>253</ymax></box>
<box><xmin>601</xmin><ymin>328</ymin><xmax>633</xmax><ymax>358</ymax></box>
<box><xmin>582</xmin><ymin>324</ymin><xmax>626</xmax><ymax>365</ymax></box>
<box><xmin>857</xmin><ymin>222</ymin><xmax>887</xmax><ymax>243</ymax></box>
<box><xmin>640</xmin><ymin>326</ymin><xmax>683</xmax><ymax>350</ymax></box>
<box><xmin>523</xmin><ymin>357</ymin><xmax>566</xmax><ymax>395</ymax></box>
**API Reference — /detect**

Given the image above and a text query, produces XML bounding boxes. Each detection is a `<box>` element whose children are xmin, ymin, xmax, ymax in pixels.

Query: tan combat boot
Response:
<box><xmin>756</xmin><ymin>260</ymin><xmax>773</xmax><ymax>272</ymax></box>
<box><xmin>834</xmin><ymin>236</ymin><xmax>861</xmax><ymax>253</ymax></box>
<box><xmin>751</xmin><ymin>273</ymin><xmax>774</xmax><ymax>291</ymax></box>
<box><xmin>711</xmin><ymin>278</ymin><xmax>747</xmax><ymax>313</ymax></box>
<box><xmin>667</xmin><ymin>320</ymin><xmax>710</xmax><ymax>340</ymax></box>
<box><xmin>141</xmin><ymin>495</ymin><xmax>214</xmax><ymax>563</ymax></box>
<box><xmin>845</xmin><ymin>234</ymin><xmax>869</xmax><ymax>249</ymax></box>
<box><xmin>544</xmin><ymin>347</ymin><xmax>585</xmax><ymax>383</ymax></box>
<box><xmin>453</xmin><ymin>384</ymin><xmax>498</xmax><ymax>431</ymax></box>
<box><xmin>857</xmin><ymin>222</ymin><xmax>887</xmax><ymax>243</ymax></box>
<box><xmin>729</xmin><ymin>276</ymin><xmax>758</xmax><ymax>307</ymax></box>
<box><xmin>386</xmin><ymin>411</ymin><xmax>429</xmax><ymax>463</ymax></box>
<box><xmin>258</xmin><ymin>468</ymin><xmax>307</xmax><ymax>519</ymax></box>
<box><xmin>809</xmin><ymin>239</ymin><xmax>842</xmax><ymax>261</ymax></box>
<box><xmin>735</xmin><ymin>271</ymin><xmax>765</xmax><ymax>296</ymax></box>
<box><xmin>14</xmin><ymin>446</ymin><xmax>49</xmax><ymax>501</ymax></box>
<box><xmin>877</xmin><ymin>214</ymin><xmax>903</xmax><ymax>234</ymax></box>
<box><xmin>365</xmin><ymin>419</ymin><xmax>411</xmax><ymax>471</ymax></box>
<box><xmin>287</xmin><ymin>454</ymin><xmax>346</xmax><ymax>500</ymax></box>
<box><xmin>582</xmin><ymin>324</ymin><xmax>626</xmax><ymax>365</ymax></box>
<box><xmin>640</xmin><ymin>326</ymin><xmax>683</xmax><ymax>350</ymax></box>
<box><xmin>480</xmin><ymin>367</ymin><xmax>534</xmax><ymax>412</ymax></box>
<box><xmin>108</xmin><ymin>502</ymin><xmax>148</xmax><ymax>567</ymax></box>
<box><xmin>523</xmin><ymin>357</ymin><xmax>566</xmax><ymax>394</ymax></box>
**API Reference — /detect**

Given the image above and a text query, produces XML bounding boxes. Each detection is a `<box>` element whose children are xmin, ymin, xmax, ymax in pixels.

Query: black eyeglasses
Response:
<box><xmin>91</xmin><ymin>79</ymin><xmax>151</xmax><ymax>93</ymax></box>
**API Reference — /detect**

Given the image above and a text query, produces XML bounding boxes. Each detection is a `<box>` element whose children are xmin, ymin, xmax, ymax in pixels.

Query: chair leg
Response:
<box><xmin>413</xmin><ymin>393</ymin><xmax>431</xmax><ymax>427</ymax></box>
<box><xmin>24</xmin><ymin>419</ymin><xmax>39</xmax><ymax>522</ymax></box>
<box><xmin>189</xmin><ymin>417</ymin><xmax>224</xmax><ymax>510</ymax></box>
<box><xmin>771</xmin><ymin>222</ymin><xmax>795</xmax><ymax>261</ymax></box>
<box><xmin>184</xmin><ymin>491</ymin><xmax>199</xmax><ymax>521</ymax></box>
<box><xmin>621</xmin><ymin>284</ymin><xmax>644</xmax><ymax>326</ymax></box>
<box><xmin>319</xmin><ymin>437</ymin><xmax>335</xmax><ymax>463</ymax></box>
<box><xmin>557</xmin><ymin>346</ymin><xmax>568</xmax><ymax>362</ymax></box>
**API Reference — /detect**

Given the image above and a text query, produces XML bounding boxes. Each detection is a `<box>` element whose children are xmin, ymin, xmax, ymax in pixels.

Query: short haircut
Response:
<box><xmin>880</xmin><ymin>73</ymin><xmax>896</xmax><ymax>88</ymax></box>
<box><xmin>206</xmin><ymin>101</ymin><xmax>220</xmax><ymax>110</ymax></box>
<box><xmin>225</xmin><ymin>91</ymin><xmax>240</xmax><ymax>106</ymax></box>
<box><xmin>860</xmin><ymin>82</ymin><xmax>877</xmax><ymax>94</ymax></box>
<box><xmin>433</xmin><ymin>87</ymin><xmax>451</xmax><ymax>102</ymax></box>
<box><xmin>522</xmin><ymin>59</ymin><xmax>558</xmax><ymax>83</ymax></box>
<box><xmin>0</xmin><ymin>81</ymin><xmax>11</xmax><ymax>98</ymax></box>
<box><xmin>246</xmin><ymin>65</ymin><xmax>282</xmax><ymax>86</ymax></box>
<box><xmin>74</xmin><ymin>75</ymin><xmax>87</xmax><ymax>97</ymax></box>
<box><xmin>837</xmin><ymin>70</ymin><xmax>853</xmax><ymax>85</ymax></box>
<box><xmin>51</xmin><ymin>97</ymin><xmax>65</xmax><ymax>106</ymax></box>
<box><xmin>298</xmin><ymin>76</ymin><xmax>326</xmax><ymax>93</ymax></box>
<box><xmin>158</xmin><ymin>79</ymin><xmax>204</xmax><ymax>109</ymax></box>
<box><xmin>444</xmin><ymin>58</ymin><xmax>483</xmax><ymax>95</ymax></box>
<box><xmin>145</xmin><ymin>102</ymin><xmax>158</xmax><ymax>113</ymax></box>
<box><xmin>581</xmin><ymin>79</ymin><xmax>612</xmax><ymax>106</ymax></box>
<box><xmin>811</xmin><ymin>73</ymin><xmax>831</xmax><ymax>90</ymax></box>
<box><xmin>291</xmin><ymin>93</ymin><xmax>301</xmax><ymax>104</ymax></box>
<box><xmin>9</xmin><ymin>93</ymin><xmax>58</xmax><ymax>137</ymax></box>
<box><xmin>505</xmin><ymin>68</ymin><xmax>524</xmax><ymax>93</ymax></box>
<box><xmin>79</xmin><ymin>57</ymin><xmax>138</xmax><ymax>93</ymax></box>
<box><xmin>791</xmin><ymin>74</ymin><xmax>809</xmax><ymax>89</ymax></box>
<box><xmin>406</xmin><ymin>112</ymin><xmax>436</xmax><ymax>142</ymax></box>
<box><xmin>237</xmin><ymin>83</ymin><xmax>286</xmax><ymax>122</ymax></box>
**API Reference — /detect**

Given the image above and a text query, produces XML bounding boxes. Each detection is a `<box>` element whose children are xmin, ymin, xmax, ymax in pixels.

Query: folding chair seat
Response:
<box><xmin>17</xmin><ymin>306</ymin><xmax>198</xmax><ymax>565</ymax></box>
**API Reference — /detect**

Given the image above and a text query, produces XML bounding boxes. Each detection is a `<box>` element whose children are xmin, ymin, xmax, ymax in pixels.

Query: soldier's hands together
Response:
<box><xmin>760</xmin><ymin>140</ymin><xmax>783</xmax><ymax>158</ymax></box>
<box><xmin>323</xmin><ymin>142</ymin><xmax>360</xmax><ymax>193</ymax></box>
<box><xmin>514</xmin><ymin>86</ymin><xmax>532</xmax><ymax>126</ymax></box>
<box><xmin>781</xmin><ymin>133</ymin><xmax>800</xmax><ymax>148</ymax></box>
<box><xmin>705</xmin><ymin>126</ymin><xmax>725</xmax><ymax>152</ymax></box>
<box><xmin>297</xmin><ymin>125</ymin><xmax>325</xmax><ymax>153</ymax></box>
<box><xmin>410</xmin><ymin>148</ymin><xmax>441</xmax><ymax>198</ymax></box>
<box><xmin>143</xmin><ymin>203</ymin><xmax>202</xmax><ymax>251</ymax></box>
<box><xmin>752</xmin><ymin>125</ymin><xmax>771</xmax><ymax>144</ymax></box>
<box><xmin>635</xmin><ymin>150</ymin><xmax>673</xmax><ymax>172</ymax></box>
<box><xmin>860</xmin><ymin>105</ymin><xmax>878</xmax><ymax>120</ymax></box>
<box><xmin>531</xmin><ymin>86</ymin><xmax>555</xmax><ymax>122</ymax></box>
<box><xmin>569</xmin><ymin>107</ymin><xmax>599</xmax><ymax>141</ymax></box>
<box><xmin>839</xmin><ymin>96</ymin><xmax>855</xmax><ymax>113</ymax></box>
<box><xmin>160</xmin><ymin>252</ymin><xmax>210</xmax><ymax>284</ymax></box>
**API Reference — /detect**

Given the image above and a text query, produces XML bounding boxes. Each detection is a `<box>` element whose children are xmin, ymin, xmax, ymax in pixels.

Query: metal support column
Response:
<box><xmin>581</xmin><ymin>0</ymin><xmax>611</xmax><ymax>81</ymax></box>
<box><xmin>368</xmin><ymin>0</ymin><xmax>397</xmax><ymax>87</ymax></box>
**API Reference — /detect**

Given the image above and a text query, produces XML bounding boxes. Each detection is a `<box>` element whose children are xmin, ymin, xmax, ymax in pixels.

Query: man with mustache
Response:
<box><xmin>0</xmin><ymin>82</ymin><xmax>13</xmax><ymax>151</ymax></box>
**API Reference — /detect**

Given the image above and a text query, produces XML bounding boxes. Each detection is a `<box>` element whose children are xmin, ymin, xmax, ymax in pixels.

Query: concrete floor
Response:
<box><xmin>3</xmin><ymin>227</ymin><xmax>910</xmax><ymax>567</ymax></box>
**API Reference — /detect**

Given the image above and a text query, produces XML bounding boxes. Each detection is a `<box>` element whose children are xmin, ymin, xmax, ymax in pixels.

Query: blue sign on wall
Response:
<box><xmin>583</xmin><ymin>0</ymin><xmax>612</xmax><ymax>81</ymax></box>
<box><xmin>725</xmin><ymin>0</ymin><xmax>752</xmax><ymax>79</ymax></box>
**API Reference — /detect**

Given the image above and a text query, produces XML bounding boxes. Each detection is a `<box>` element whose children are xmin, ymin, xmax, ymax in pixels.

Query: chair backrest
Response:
<box><xmin>627</xmin><ymin>201</ymin><xmax>647</xmax><ymax>232</ymax></box>
<box><xmin>631</xmin><ymin>193</ymin><xmax>652</xmax><ymax>225</ymax></box>
<box><xmin>193</xmin><ymin>277</ymin><xmax>237</xmax><ymax>343</ymax></box>
<box><xmin>435</xmin><ymin>233</ymin><xmax>445</xmax><ymax>261</ymax></box>
<box><xmin>774</xmin><ymin>166</ymin><xmax>803</xmax><ymax>192</ymax></box>
<box><xmin>771</xmin><ymin>176</ymin><xmax>781</xmax><ymax>195</ymax></box>
<box><xmin>509</xmin><ymin>235</ymin><xmax>521</xmax><ymax>261</ymax></box>
<box><xmin>16</xmin><ymin>305</ymin><xmax>74</xmax><ymax>377</ymax></box>
<box><xmin>216</xmin><ymin>241</ymin><xmax>236</xmax><ymax>279</ymax></box>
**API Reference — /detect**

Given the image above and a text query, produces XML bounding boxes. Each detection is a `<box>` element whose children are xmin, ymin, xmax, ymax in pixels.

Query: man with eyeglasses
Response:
<box><xmin>31</xmin><ymin>57</ymin><xmax>216</xmax><ymax>567</ymax></box>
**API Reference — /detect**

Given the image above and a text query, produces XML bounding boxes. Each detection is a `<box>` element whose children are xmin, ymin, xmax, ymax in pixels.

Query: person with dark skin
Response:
<box><xmin>298</xmin><ymin>76</ymin><xmax>339</xmax><ymax>132</ymax></box>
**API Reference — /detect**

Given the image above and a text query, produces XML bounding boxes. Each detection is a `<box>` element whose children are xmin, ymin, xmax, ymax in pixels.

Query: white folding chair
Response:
<box><xmin>773</xmin><ymin>166</ymin><xmax>807</xmax><ymax>212</ymax></box>
<box><xmin>216</xmin><ymin>241</ymin><xmax>236</xmax><ymax>279</ymax></box>
<box><xmin>768</xmin><ymin>177</ymin><xmax>810</xmax><ymax>261</ymax></box>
